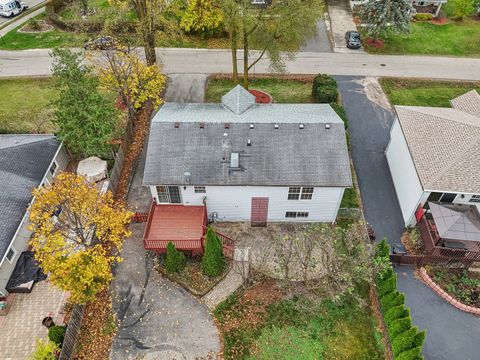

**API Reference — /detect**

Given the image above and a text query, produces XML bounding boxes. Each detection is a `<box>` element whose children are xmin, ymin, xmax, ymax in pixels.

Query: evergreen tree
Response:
<box><xmin>165</xmin><ymin>242</ymin><xmax>186</xmax><ymax>273</ymax></box>
<box><xmin>51</xmin><ymin>48</ymin><xmax>118</xmax><ymax>158</ymax></box>
<box><xmin>360</xmin><ymin>0</ymin><xmax>413</xmax><ymax>40</ymax></box>
<box><xmin>202</xmin><ymin>228</ymin><xmax>225</xmax><ymax>277</ymax></box>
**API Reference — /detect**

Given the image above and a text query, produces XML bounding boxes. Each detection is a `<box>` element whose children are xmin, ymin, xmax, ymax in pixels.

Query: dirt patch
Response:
<box><xmin>19</xmin><ymin>20</ymin><xmax>54</xmax><ymax>33</ymax></box>
<box><xmin>354</xmin><ymin>77</ymin><xmax>393</xmax><ymax>110</ymax></box>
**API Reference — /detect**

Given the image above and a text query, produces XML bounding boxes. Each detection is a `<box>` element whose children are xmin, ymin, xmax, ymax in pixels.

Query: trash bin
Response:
<box><xmin>42</xmin><ymin>316</ymin><xmax>55</xmax><ymax>329</ymax></box>
<box><xmin>392</xmin><ymin>244</ymin><xmax>407</xmax><ymax>256</ymax></box>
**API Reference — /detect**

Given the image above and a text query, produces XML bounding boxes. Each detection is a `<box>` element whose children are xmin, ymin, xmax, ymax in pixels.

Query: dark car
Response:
<box><xmin>345</xmin><ymin>31</ymin><xmax>361</xmax><ymax>49</ymax></box>
<box><xmin>83</xmin><ymin>36</ymin><xmax>118</xmax><ymax>51</ymax></box>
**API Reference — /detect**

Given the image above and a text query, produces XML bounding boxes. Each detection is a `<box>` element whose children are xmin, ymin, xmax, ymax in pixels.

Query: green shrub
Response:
<box><xmin>396</xmin><ymin>346</ymin><xmax>423</xmax><ymax>360</ymax></box>
<box><xmin>165</xmin><ymin>242</ymin><xmax>186</xmax><ymax>273</ymax></box>
<box><xmin>48</xmin><ymin>325</ymin><xmax>66</xmax><ymax>346</ymax></box>
<box><xmin>380</xmin><ymin>291</ymin><xmax>405</xmax><ymax>311</ymax></box>
<box><xmin>377</xmin><ymin>266</ymin><xmax>395</xmax><ymax>283</ymax></box>
<box><xmin>392</xmin><ymin>327</ymin><xmax>419</xmax><ymax>356</ymax></box>
<box><xmin>388</xmin><ymin>316</ymin><xmax>412</xmax><ymax>339</ymax></box>
<box><xmin>384</xmin><ymin>305</ymin><xmax>409</xmax><ymax>326</ymax></box>
<box><xmin>312</xmin><ymin>74</ymin><xmax>338</xmax><ymax>103</ymax></box>
<box><xmin>29</xmin><ymin>339</ymin><xmax>58</xmax><ymax>360</ymax></box>
<box><xmin>413</xmin><ymin>330</ymin><xmax>426</xmax><ymax>348</ymax></box>
<box><xmin>377</xmin><ymin>273</ymin><xmax>397</xmax><ymax>297</ymax></box>
<box><xmin>202</xmin><ymin>228</ymin><xmax>225</xmax><ymax>277</ymax></box>
<box><xmin>329</xmin><ymin>102</ymin><xmax>349</xmax><ymax>129</ymax></box>
<box><xmin>375</xmin><ymin>238</ymin><xmax>390</xmax><ymax>259</ymax></box>
<box><xmin>414</xmin><ymin>13</ymin><xmax>433</xmax><ymax>21</ymax></box>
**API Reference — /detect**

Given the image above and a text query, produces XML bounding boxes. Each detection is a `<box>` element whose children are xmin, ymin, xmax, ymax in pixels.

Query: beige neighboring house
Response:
<box><xmin>0</xmin><ymin>135</ymin><xmax>68</xmax><ymax>296</ymax></box>
<box><xmin>386</xmin><ymin>90</ymin><xmax>480</xmax><ymax>227</ymax></box>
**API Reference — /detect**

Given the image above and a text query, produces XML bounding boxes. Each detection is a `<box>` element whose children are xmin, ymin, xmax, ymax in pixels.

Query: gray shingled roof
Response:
<box><xmin>0</xmin><ymin>135</ymin><xmax>61</xmax><ymax>262</ymax></box>
<box><xmin>144</xmin><ymin>102</ymin><xmax>351</xmax><ymax>187</ymax></box>
<box><xmin>221</xmin><ymin>85</ymin><xmax>256</xmax><ymax>114</ymax></box>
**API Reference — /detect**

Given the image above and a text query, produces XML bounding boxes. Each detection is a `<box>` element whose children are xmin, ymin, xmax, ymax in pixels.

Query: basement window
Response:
<box><xmin>194</xmin><ymin>186</ymin><xmax>206</xmax><ymax>194</ymax></box>
<box><xmin>285</xmin><ymin>211</ymin><xmax>309</xmax><ymax>218</ymax></box>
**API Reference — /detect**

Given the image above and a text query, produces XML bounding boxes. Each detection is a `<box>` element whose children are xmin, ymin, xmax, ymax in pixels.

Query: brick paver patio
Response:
<box><xmin>0</xmin><ymin>281</ymin><xmax>68</xmax><ymax>360</ymax></box>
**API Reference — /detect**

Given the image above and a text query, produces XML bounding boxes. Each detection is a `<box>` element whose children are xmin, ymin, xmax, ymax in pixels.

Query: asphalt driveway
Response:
<box><xmin>336</xmin><ymin>76</ymin><xmax>480</xmax><ymax>360</ymax></box>
<box><xmin>110</xmin><ymin>74</ymin><xmax>220</xmax><ymax>359</ymax></box>
<box><xmin>300</xmin><ymin>19</ymin><xmax>332</xmax><ymax>53</ymax></box>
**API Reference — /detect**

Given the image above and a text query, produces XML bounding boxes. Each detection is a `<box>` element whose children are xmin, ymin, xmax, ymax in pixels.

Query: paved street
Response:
<box><xmin>1</xmin><ymin>48</ymin><xmax>480</xmax><ymax>80</ymax></box>
<box><xmin>336</xmin><ymin>76</ymin><xmax>480</xmax><ymax>360</ymax></box>
<box><xmin>300</xmin><ymin>18</ymin><xmax>332</xmax><ymax>53</ymax></box>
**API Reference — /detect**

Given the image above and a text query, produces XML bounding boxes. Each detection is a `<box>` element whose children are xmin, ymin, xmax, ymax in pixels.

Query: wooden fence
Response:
<box><xmin>58</xmin><ymin>305</ymin><xmax>85</xmax><ymax>360</ymax></box>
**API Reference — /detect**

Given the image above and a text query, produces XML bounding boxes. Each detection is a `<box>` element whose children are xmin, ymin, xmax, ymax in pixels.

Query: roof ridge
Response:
<box><xmin>395</xmin><ymin>105</ymin><xmax>480</xmax><ymax>128</ymax></box>
<box><xmin>0</xmin><ymin>135</ymin><xmax>56</xmax><ymax>151</ymax></box>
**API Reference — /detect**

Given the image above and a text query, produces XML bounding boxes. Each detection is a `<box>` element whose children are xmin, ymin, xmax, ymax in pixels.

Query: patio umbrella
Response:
<box><xmin>429</xmin><ymin>202</ymin><xmax>480</xmax><ymax>242</ymax></box>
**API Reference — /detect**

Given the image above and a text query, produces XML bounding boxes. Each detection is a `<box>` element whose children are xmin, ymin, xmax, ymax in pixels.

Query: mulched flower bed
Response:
<box><xmin>156</xmin><ymin>255</ymin><xmax>229</xmax><ymax>296</ymax></box>
<box><xmin>426</xmin><ymin>265</ymin><xmax>480</xmax><ymax>307</ymax></box>
<box><xmin>248</xmin><ymin>89</ymin><xmax>273</xmax><ymax>104</ymax></box>
<box><xmin>365</xmin><ymin>38</ymin><xmax>385</xmax><ymax>48</ymax></box>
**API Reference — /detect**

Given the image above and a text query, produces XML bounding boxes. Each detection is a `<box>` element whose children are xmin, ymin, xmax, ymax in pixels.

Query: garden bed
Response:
<box><xmin>214</xmin><ymin>279</ymin><xmax>385</xmax><ymax>360</ymax></box>
<box><xmin>426</xmin><ymin>265</ymin><xmax>480</xmax><ymax>307</ymax></box>
<box><xmin>156</xmin><ymin>254</ymin><xmax>230</xmax><ymax>297</ymax></box>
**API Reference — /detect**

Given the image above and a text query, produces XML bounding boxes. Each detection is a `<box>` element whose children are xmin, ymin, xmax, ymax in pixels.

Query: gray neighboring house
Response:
<box><xmin>0</xmin><ymin>135</ymin><xmax>68</xmax><ymax>296</ymax></box>
<box><xmin>143</xmin><ymin>85</ymin><xmax>352</xmax><ymax>227</ymax></box>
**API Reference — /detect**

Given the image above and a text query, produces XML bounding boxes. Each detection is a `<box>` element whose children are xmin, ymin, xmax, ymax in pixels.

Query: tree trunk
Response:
<box><xmin>231</xmin><ymin>29</ymin><xmax>238</xmax><ymax>84</ymax></box>
<box><xmin>242</xmin><ymin>28</ymin><xmax>249</xmax><ymax>89</ymax></box>
<box><xmin>143</xmin><ymin>31</ymin><xmax>157</xmax><ymax>66</ymax></box>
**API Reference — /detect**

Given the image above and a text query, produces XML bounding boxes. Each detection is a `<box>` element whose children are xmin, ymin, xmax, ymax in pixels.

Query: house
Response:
<box><xmin>142</xmin><ymin>85</ymin><xmax>352</xmax><ymax>252</ymax></box>
<box><xmin>350</xmin><ymin>0</ymin><xmax>447</xmax><ymax>17</ymax></box>
<box><xmin>386</xmin><ymin>90</ymin><xmax>480</xmax><ymax>258</ymax></box>
<box><xmin>0</xmin><ymin>135</ymin><xmax>68</xmax><ymax>296</ymax></box>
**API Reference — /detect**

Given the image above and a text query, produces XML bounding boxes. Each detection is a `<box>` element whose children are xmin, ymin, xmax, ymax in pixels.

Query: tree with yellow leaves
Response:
<box><xmin>29</xmin><ymin>172</ymin><xmax>132</xmax><ymax>304</ymax></box>
<box><xmin>98</xmin><ymin>49</ymin><xmax>166</xmax><ymax>121</ymax></box>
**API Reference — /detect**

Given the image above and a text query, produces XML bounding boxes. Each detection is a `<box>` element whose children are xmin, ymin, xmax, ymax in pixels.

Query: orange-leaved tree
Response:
<box><xmin>29</xmin><ymin>172</ymin><xmax>132</xmax><ymax>304</ymax></box>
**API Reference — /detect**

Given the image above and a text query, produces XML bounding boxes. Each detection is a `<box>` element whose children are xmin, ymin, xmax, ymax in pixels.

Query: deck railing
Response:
<box><xmin>203</xmin><ymin>226</ymin><xmax>235</xmax><ymax>259</ymax></box>
<box><xmin>144</xmin><ymin>239</ymin><xmax>203</xmax><ymax>251</ymax></box>
<box><xmin>418</xmin><ymin>217</ymin><xmax>480</xmax><ymax>262</ymax></box>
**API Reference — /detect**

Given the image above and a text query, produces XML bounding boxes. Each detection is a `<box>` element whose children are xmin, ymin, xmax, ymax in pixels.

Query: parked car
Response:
<box><xmin>0</xmin><ymin>0</ymin><xmax>28</xmax><ymax>18</ymax></box>
<box><xmin>83</xmin><ymin>36</ymin><xmax>118</xmax><ymax>51</ymax></box>
<box><xmin>345</xmin><ymin>31</ymin><xmax>361</xmax><ymax>49</ymax></box>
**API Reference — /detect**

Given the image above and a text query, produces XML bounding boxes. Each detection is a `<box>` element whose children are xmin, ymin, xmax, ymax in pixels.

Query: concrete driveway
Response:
<box><xmin>110</xmin><ymin>74</ymin><xmax>219</xmax><ymax>359</ymax></box>
<box><xmin>327</xmin><ymin>0</ymin><xmax>364</xmax><ymax>53</ymax></box>
<box><xmin>336</xmin><ymin>75</ymin><xmax>480</xmax><ymax>360</ymax></box>
<box><xmin>300</xmin><ymin>19</ymin><xmax>332</xmax><ymax>53</ymax></box>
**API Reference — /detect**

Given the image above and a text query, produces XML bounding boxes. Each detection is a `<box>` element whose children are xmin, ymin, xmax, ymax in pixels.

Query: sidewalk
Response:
<box><xmin>0</xmin><ymin>7</ymin><xmax>45</xmax><ymax>37</ymax></box>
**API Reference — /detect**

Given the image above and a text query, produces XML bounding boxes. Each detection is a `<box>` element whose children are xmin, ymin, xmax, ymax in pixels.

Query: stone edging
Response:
<box><xmin>418</xmin><ymin>267</ymin><xmax>480</xmax><ymax>316</ymax></box>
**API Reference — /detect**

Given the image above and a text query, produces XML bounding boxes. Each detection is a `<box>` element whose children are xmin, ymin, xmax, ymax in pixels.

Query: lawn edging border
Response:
<box><xmin>418</xmin><ymin>267</ymin><xmax>480</xmax><ymax>316</ymax></box>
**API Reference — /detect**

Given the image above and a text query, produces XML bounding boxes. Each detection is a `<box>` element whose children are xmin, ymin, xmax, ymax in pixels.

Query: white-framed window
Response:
<box><xmin>288</xmin><ymin>187</ymin><xmax>314</xmax><ymax>200</ymax></box>
<box><xmin>49</xmin><ymin>160</ymin><xmax>58</xmax><ymax>176</ymax></box>
<box><xmin>470</xmin><ymin>195</ymin><xmax>480</xmax><ymax>203</ymax></box>
<box><xmin>285</xmin><ymin>211</ymin><xmax>309</xmax><ymax>218</ymax></box>
<box><xmin>194</xmin><ymin>186</ymin><xmax>206</xmax><ymax>194</ymax></box>
<box><xmin>6</xmin><ymin>246</ymin><xmax>17</xmax><ymax>263</ymax></box>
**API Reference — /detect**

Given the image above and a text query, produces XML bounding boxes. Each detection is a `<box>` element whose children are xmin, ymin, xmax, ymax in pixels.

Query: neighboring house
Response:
<box><xmin>0</xmin><ymin>135</ymin><xmax>68</xmax><ymax>296</ymax></box>
<box><xmin>386</xmin><ymin>90</ymin><xmax>480</xmax><ymax>228</ymax></box>
<box><xmin>350</xmin><ymin>0</ymin><xmax>447</xmax><ymax>17</ymax></box>
<box><xmin>142</xmin><ymin>85</ymin><xmax>352</xmax><ymax>252</ymax></box>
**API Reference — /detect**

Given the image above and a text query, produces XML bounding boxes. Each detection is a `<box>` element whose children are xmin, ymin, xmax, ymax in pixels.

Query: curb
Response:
<box><xmin>418</xmin><ymin>267</ymin><xmax>480</xmax><ymax>316</ymax></box>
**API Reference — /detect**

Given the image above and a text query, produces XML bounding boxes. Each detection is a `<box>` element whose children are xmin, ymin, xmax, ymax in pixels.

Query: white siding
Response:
<box><xmin>151</xmin><ymin>185</ymin><xmax>344</xmax><ymax>222</ymax></box>
<box><xmin>386</xmin><ymin>120</ymin><xmax>424</xmax><ymax>226</ymax></box>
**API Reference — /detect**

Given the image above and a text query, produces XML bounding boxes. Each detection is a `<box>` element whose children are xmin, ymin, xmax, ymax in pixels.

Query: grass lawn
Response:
<box><xmin>215</xmin><ymin>281</ymin><xmax>384</xmax><ymax>360</ymax></box>
<box><xmin>364</xmin><ymin>19</ymin><xmax>480</xmax><ymax>57</ymax></box>
<box><xmin>380</xmin><ymin>78</ymin><xmax>480</xmax><ymax>107</ymax></box>
<box><xmin>205</xmin><ymin>78</ymin><xmax>314</xmax><ymax>103</ymax></box>
<box><xmin>0</xmin><ymin>77</ymin><xmax>57</xmax><ymax>133</ymax></box>
<box><xmin>0</xmin><ymin>14</ymin><xmax>89</xmax><ymax>50</ymax></box>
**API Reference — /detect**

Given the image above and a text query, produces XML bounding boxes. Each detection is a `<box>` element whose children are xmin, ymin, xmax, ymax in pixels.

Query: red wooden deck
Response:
<box><xmin>143</xmin><ymin>203</ymin><xmax>207</xmax><ymax>252</ymax></box>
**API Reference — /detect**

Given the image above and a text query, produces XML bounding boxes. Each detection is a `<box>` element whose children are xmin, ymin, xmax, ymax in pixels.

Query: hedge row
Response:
<box><xmin>312</xmin><ymin>73</ymin><xmax>338</xmax><ymax>103</ymax></box>
<box><xmin>376</xmin><ymin>240</ymin><xmax>426</xmax><ymax>360</ymax></box>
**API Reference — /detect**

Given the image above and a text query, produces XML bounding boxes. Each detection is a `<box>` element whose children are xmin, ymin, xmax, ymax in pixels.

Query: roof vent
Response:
<box><xmin>299</xmin><ymin>124</ymin><xmax>304</xmax><ymax>129</ymax></box>
<box><xmin>225</xmin><ymin>123</ymin><xmax>230</xmax><ymax>129</ymax></box>
<box><xmin>325</xmin><ymin>124</ymin><xmax>331</xmax><ymax>130</ymax></box>
<box><xmin>230</xmin><ymin>152</ymin><xmax>239</xmax><ymax>168</ymax></box>
<box><xmin>274</xmin><ymin>124</ymin><xmax>279</xmax><ymax>130</ymax></box>
<box><xmin>200</xmin><ymin>123</ymin><xmax>205</xmax><ymax>129</ymax></box>
<box><xmin>247</xmin><ymin>139</ymin><xmax>252</xmax><ymax>146</ymax></box>
<box><xmin>250</xmin><ymin>124</ymin><xmax>254</xmax><ymax>129</ymax></box>
<box><xmin>174</xmin><ymin>122</ymin><xmax>180</xmax><ymax>128</ymax></box>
